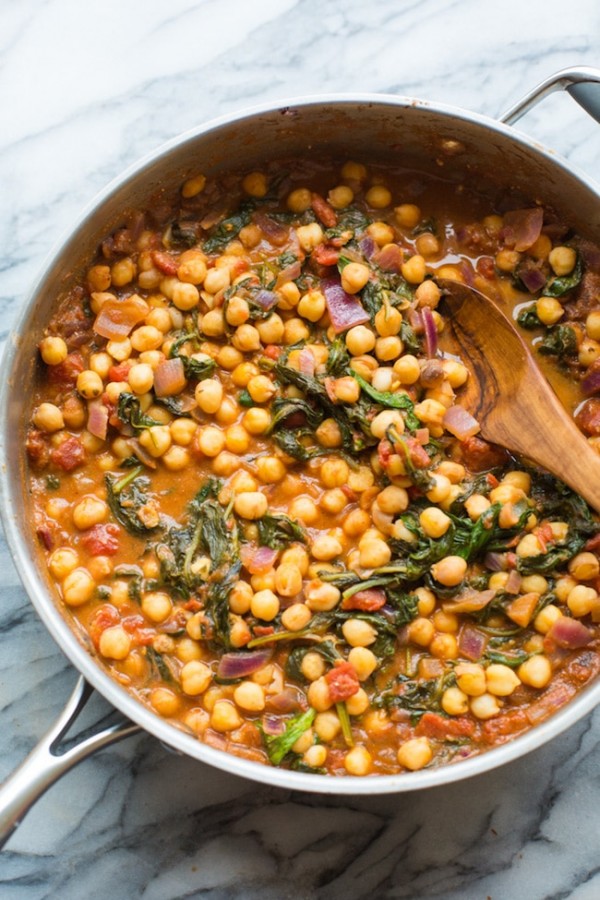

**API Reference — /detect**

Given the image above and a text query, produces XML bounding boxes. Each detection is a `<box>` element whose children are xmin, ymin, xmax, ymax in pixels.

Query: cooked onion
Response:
<box><xmin>442</xmin><ymin>405</ymin><xmax>480</xmax><ymax>440</ymax></box>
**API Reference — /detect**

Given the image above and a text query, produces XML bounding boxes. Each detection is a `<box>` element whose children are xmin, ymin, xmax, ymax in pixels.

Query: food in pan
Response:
<box><xmin>26</xmin><ymin>158</ymin><xmax>600</xmax><ymax>776</ymax></box>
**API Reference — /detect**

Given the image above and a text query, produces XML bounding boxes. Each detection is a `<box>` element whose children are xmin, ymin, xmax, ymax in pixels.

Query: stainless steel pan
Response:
<box><xmin>1</xmin><ymin>67</ymin><xmax>599</xmax><ymax>848</ymax></box>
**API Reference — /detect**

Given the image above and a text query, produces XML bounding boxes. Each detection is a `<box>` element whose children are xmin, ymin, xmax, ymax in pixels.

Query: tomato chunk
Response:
<box><xmin>325</xmin><ymin>661</ymin><xmax>360</xmax><ymax>702</ymax></box>
<box><xmin>50</xmin><ymin>436</ymin><xmax>86</xmax><ymax>471</ymax></box>
<box><xmin>415</xmin><ymin>712</ymin><xmax>476</xmax><ymax>740</ymax></box>
<box><xmin>342</xmin><ymin>589</ymin><xmax>386</xmax><ymax>611</ymax></box>
<box><xmin>80</xmin><ymin>523</ymin><xmax>120</xmax><ymax>556</ymax></box>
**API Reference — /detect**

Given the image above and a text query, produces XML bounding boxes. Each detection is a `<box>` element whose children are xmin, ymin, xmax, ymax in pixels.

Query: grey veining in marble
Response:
<box><xmin>1</xmin><ymin>0</ymin><xmax>600</xmax><ymax>897</ymax></box>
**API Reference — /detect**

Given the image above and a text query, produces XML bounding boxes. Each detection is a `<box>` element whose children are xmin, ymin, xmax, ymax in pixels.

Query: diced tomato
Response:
<box><xmin>253</xmin><ymin>626</ymin><xmax>275</xmax><ymax>638</ymax></box>
<box><xmin>342</xmin><ymin>588</ymin><xmax>387</xmax><ymax>611</ymax></box>
<box><xmin>378</xmin><ymin>439</ymin><xmax>392</xmax><ymax>468</ymax></box>
<box><xmin>459</xmin><ymin>435</ymin><xmax>509</xmax><ymax>472</ymax></box>
<box><xmin>184</xmin><ymin>599</ymin><xmax>203</xmax><ymax>612</ymax></box>
<box><xmin>476</xmin><ymin>256</ymin><xmax>496</xmax><ymax>280</ymax></box>
<box><xmin>482</xmin><ymin>709</ymin><xmax>528</xmax><ymax>740</ymax></box>
<box><xmin>108</xmin><ymin>361</ymin><xmax>133</xmax><ymax>382</ymax></box>
<box><xmin>50</xmin><ymin>436</ymin><xmax>86</xmax><ymax>472</ymax></box>
<box><xmin>534</xmin><ymin>522</ymin><xmax>554</xmax><ymax>554</ymax></box>
<box><xmin>151</xmin><ymin>250</ymin><xmax>179</xmax><ymax>275</ymax></box>
<box><xmin>263</xmin><ymin>345</ymin><xmax>282</xmax><ymax>360</ymax></box>
<box><xmin>584</xmin><ymin>533</ymin><xmax>600</xmax><ymax>554</ymax></box>
<box><xmin>88</xmin><ymin>605</ymin><xmax>120</xmax><ymax>648</ymax></box>
<box><xmin>415</xmin><ymin>712</ymin><xmax>476</xmax><ymax>740</ymax></box>
<box><xmin>505</xmin><ymin>552</ymin><xmax>518</xmax><ymax>569</ymax></box>
<box><xmin>311</xmin><ymin>244</ymin><xmax>340</xmax><ymax>266</ymax></box>
<box><xmin>46</xmin><ymin>352</ymin><xmax>84</xmax><ymax>389</ymax></box>
<box><xmin>26</xmin><ymin>429</ymin><xmax>50</xmax><ymax>467</ymax></box>
<box><xmin>80</xmin><ymin>523</ymin><xmax>120</xmax><ymax>556</ymax></box>
<box><xmin>404</xmin><ymin>436</ymin><xmax>431</xmax><ymax>468</ymax></box>
<box><xmin>340</xmin><ymin>485</ymin><xmax>357</xmax><ymax>502</ymax></box>
<box><xmin>231</xmin><ymin>258</ymin><xmax>250</xmax><ymax>279</ymax></box>
<box><xmin>486</xmin><ymin>473</ymin><xmax>500</xmax><ymax>488</ymax></box>
<box><xmin>36</xmin><ymin>526</ymin><xmax>54</xmax><ymax>550</ymax></box>
<box><xmin>311</xmin><ymin>193</ymin><xmax>337</xmax><ymax>228</ymax></box>
<box><xmin>325</xmin><ymin>661</ymin><xmax>360</xmax><ymax>702</ymax></box>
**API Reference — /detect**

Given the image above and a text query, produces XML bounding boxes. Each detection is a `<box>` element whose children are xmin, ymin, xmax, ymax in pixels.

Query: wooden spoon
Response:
<box><xmin>439</xmin><ymin>279</ymin><xmax>600</xmax><ymax>513</ymax></box>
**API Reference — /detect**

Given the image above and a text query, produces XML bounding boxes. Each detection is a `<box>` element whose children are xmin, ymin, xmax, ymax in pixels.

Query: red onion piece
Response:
<box><xmin>581</xmin><ymin>367</ymin><xmax>600</xmax><ymax>396</ymax></box>
<box><xmin>458</xmin><ymin>624</ymin><xmax>488</xmax><ymax>661</ymax></box>
<box><xmin>275</xmin><ymin>260</ymin><xmax>302</xmax><ymax>288</ymax></box>
<box><xmin>322</xmin><ymin>277</ymin><xmax>370</xmax><ymax>333</ymax></box>
<box><xmin>408</xmin><ymin>308</ymin><xmax>423</xmax><ymax>333</ymax></box>
<box><xmin>502</xmin><ymin>207</ymin><xmax>544</xmax><ymax>252</ymax></box>
<box><xmin>373</xmin><ymin>243</ymin><xmax>404</xmax><ymax>272</ymax></box>
<box><xmin>442</xmin><ymin>405</ymin><xmax>480</xmax><ymax>440</ymax></box>
<box><xmin>359</xmin><ymin>235</ymin><xmax>376</xmax><ymax>260</ymax></box>
<box><xmin>505</xmin><ymin>569</ymin><xmax>522</xmax><ymax>595</ymax></box>
<box><xmin>154</xmin><ymin>357</ymin><xmax>187</xmax><ymax>397</ymax></box>
<box><xmin>240</xmin><ymin>544</ymin><xmax>278</xmax><ymax>575</ymax></box>
<box><xmin>253</xmin><ymin>211</ymin><xmax>288</xmax><ymax>246</ymax></box>
<box><xmin>421</xmin><ymin>306</ymin><xmax>438</xmax><ymax>357</ymax></box>
<box><xmin>519</xmin><ymin>263</ymin><xmax>547</xmax><ymax>294</ymax></box>
<box><xmin>217</xmin><ymin>649</ymin><xmax>272</xmax><ymax>680</ymax></box>
<box><xmin>526</xmin><ymin>682</ymin><xmax>576</xmax><ymax>725</ymax></box>
<box><xmin>266</xmin><ymin>688</ymin><xmax>304</xmax><ymax>713</ymax></box>
<box><xmin>547</xmin><ymin>617</ymin><xmax>593</xmax><ymax>649</ymax></box>
<box><xmin>262</xmin><ymin>715</ymin><xmax>285</xmax><ymax>736</ymax></box>
<box><xmin>254</xmin><ymin>289</ymin><xmax>278</xmax><ymax>310</ymax></box>
<box><xmin>93</xmin><ymin>295</ymin><xmax>149</xmax><ymax>341</ymax></box>
<box><xmin>485</xmin><ymin>551</ymin><xmax>508</xmax><ymax>572</ymax></box>
<box><xmin>298</xmin><ymin>347</ymin><xmax>316</xmax><ymax>376</ymax></box>
<box><xmin>87</xmin><ymin>401</ymin><xmax>109</xmax><ymax>440</ymax></box>
<box><xmin>444</xmin><ymin>589</ymin><xmax>496</xmax><ymax>615</ymax></box>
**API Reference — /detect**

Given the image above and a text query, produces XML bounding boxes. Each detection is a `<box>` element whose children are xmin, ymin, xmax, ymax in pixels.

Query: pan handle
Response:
<box><xmin>500</xmin><ymin>66</ymin><xmax>600</xmax><ymax>126</ymax></box>
<box><xmin>0</xmin><ymin>676</ymin><xmax>139</xmax><ymax>850</ymax></box>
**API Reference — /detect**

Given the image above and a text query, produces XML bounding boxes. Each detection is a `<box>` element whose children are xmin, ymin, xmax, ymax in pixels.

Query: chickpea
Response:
<box><xmin>181</xmin><ymin>173</ymin><xmax>206</xmax><ymax>198</ymax></box>
<box><xmin>111</xmin><ymin>257</ymin><xmax>136</xmax><ymax>287</ymax></box>
<box><xmin>256</xmin><ymin>313</ymin><xmax>284</xmax><ymax>344</ymax></box>
<box><xmin>470</xmin><ymin>693</ymin><xmax>500</xmax><ymax>720</ymax></box>
<box><xmin>307</xmin><ymin>677</ymin><xmax>333</xmax><ymax>711</ymax></box>
<box><xmin>170</xmin><ymin>418</ymin><xmax>197</xmax><ymax>446</ymax></box>
<box><xmin>39</xmin><ymin>336</ymin><xmax>68</xmax><ymax>366</ymax></box>
<box><xmin>341</xmin><ymin>262</ymin><xmax>370</xmax><ymax>294</ymax></box>
<box><xmin>305</xmin><ymin>580</ymin><xmax>341</xmax><ymax>612</ymax></box>
<box><xmin>234</xmin><ymin>680</ymin><xmax>266</xmax><ymax>711</ymax></box>
<box><xmin>431</xmin><ymin>555</ymin><xmax>467</xmax><ymax>587</ymax></box>
<box><xmin>370</xmin><ymin>409</ymin><xmax>404</xmax><ymax>439</ymax></box>
<box><xmin>567</xmin><ymin>584</ymin><xmax>598</xmax><ymax>617</ymax></box>
<box><xmin>344</xmin><ymin>745</ymin><xmax>372</xmax><ymax>775</ymax></box>
<box><xmin>287</xmin><ymin>187</ymin><xmax>313</xmax><ymax>213</ymax></box>
<box><xmin>586</xmin><ymin>310</ymin><xmax>600</xmax><ymax>341</ymax></box>
<box><xmin>359</xmin><ymin>539</ymin><xmax>391</xmax><ymax>569</ymax></box>
<box><xmin>429</xmin><ymin>634</ymin><xmax>458</xmax><ymax>660</ymax></box>
<box><xmin>485</xmin><ymin>664</ymin><xmax>521</xmax><ymax>697</ymax></box>
<box><xmin>128</xmin><ymin>363</ymin><xmax>154</xmax><ymax>394</ymax></box>
<box><xmin>537</xmin><ymin>296</ymin><xmax>564</xmax><ymax>326</ymax></box>
<box><xmin>62</xmin><ymin>568</ymin><xmax>95</xmax><ymax>606</ymax></box>
<box><xmin>49</xmin><ymin>547</ymin><xmax>79</xmax><ymax>580</ymax></box>
<box><xmin>141</xmin><ymin>591</ymin><xmax>172</xmax><ymax>623</ymax></box>
<box><xmin>243</xmin><ymin>171</ymin><xmax>268</xmax><ymax>198</ymax></box>
<box><xmin>246</xmin><ymin>374</ymin><xmax>275</xmax><ymax>404</ymax></box>
<box><xmin>321</xmin><ymin>488</ymin><xmax>347</xmax><ymax>515</ymax></box>
<box><xmin>296</xmin><ymin>222</ymin><xmax>324</xmax><ymax>252</ymax></box>
<box><xmin>341</xmin><ymin>160</ymin><xmax>367</xmax><ymax>182</ymax></box>
<box><xmin>495</xmin><ymin>249</ymin><xmax>520</xmax><ymax>272</ymax></box>
<box><xmin>549</xmin><ymin>245</ymin><xmax>577</xmax><ymax>276</ymax></box>
<box><xmin>280</xmin><ymin>603</ymin><xmax>312</xmax><ymax>631</ymax></box>
<box><xmin>162</xmin><ymin>444</ymin><xmax>190</xmax><ymax>471</ymax></box>
<box><xmin>33</xmin><ymin>402</ymin><xmax>64</xmax><ymax>433</ymax></box>
<box><xmin>254</xmin><ymin>457</ymin><xmax>285</xmax><ymax>486</ymax></box>
<box><xmin>201</xmin><ymin>308</ymin><xmax>226</xmax><ymax>337</ymax></box>
<box><xmin>233</xmin><ymin>324</ymin><xmax>261</xmax><ymax>353</ymax></box>
<box><xmin>229</xmin><ymin>581</ymin><xmax>253</xmax><ymax>615</ymax></box>
<box><xmin>366</xmin><ymin>185</ymin><xmax>392</xmax><ymax>208</ymax></box>
<box><xmin>375</xmin><ymin>336</ymin><xmax>403</xmax><ymax>362</ymax></box>
<box><xmin>250</xmin><ymin>589</ymin><xmax>280</xmax><ymax>621</ymax></box>
<box><xmin>407</xmin><ymin>617</ymin><xmax>434</xmax><ymax>647</ymax></box>
<box><xmin>196</xmin><ymin>426</ymin><xmax>225</xmax><ymax>458</ymax></box>
<box><xmin>76</xmin><ymin>370</ymin><xmax>103</xmax><ymax>400</ymax></box>
<box><xmin>455</xmin><ymin>663</ymin><xmax>487</xmax><ymax>697</ymax></box>
<box><xmin>394</xmin><ymin>204</ymin><xmax>421</xmax><ymax>228</ymax></box>
<box><xmin>304</xmin><ymin>745</ymin><xmax>328</xmax><ymax>768</ymax></box>
<box><xmin>131</xmin><ymin>325</ymin><xmax>163</xmax><ymax>352</ymax></box>
<box><xmin>346</xmin><ymin>687</ymin><xmax>369</xmax><ymax>716</ymax></box>
<box><xmin>346</xmin><ymin>647</ymin><xmax>377</xmax><ymax>682</ymax></box>
<box><xmin>87</xmin><ymin>264</ymin><xmax>111</xmax><ymax>291</ymax></box>
<box><xmin>99</xmin><ymin>625</ymin><xmax>131</xmax><ymax>660</ymax></box>
<box><xmin>181</xmin><ymin>661</ymin><xmax>212</xmax><ymax>696</ymax></box>
<box><xmin>150</xmin><ymin>687</ymin><xmax>181</xmax><ymax>717</ymax></box>
<box><xmin>346</xmin><ymin>325</ymin><xmax>376</xmax><ymax>356</ymax></box>
<box><xmin>172</xmin><ymin>282</ymin><xmax>200</xmax><ymax>311</ymax></box>
<box><xmin>442</xmin><ymin>686</ymin><xmax>469</xmax><ymax>716</ymax></box>
<box><xmin>243</xmin><ymin>407</ymin><xmax>271</xmax><ymax>435</ymax></box>
<box><xmin>139</xmin><ymin>424</ymin><xmax>172</xmax><ymax>458</ymax></box>
<box><xmin>311</xmin><ymin>534</ymin><xmax>343</xmax><ymax>561</ymax></box>
<box><xmin>314</xmin><ymin>711</ymin><xmax>341</xmax><ymax>742</ymax></box>
<box><xmin>177</xmin><ymin>253</ymin><xmax>207</xmax><ymax>285</ymax></box>
<box><xmin>275</xmin><ymin>564</ymin><xmax>303</xmax><ymax>597</ymax></box>
<box><xmin>518</xmin><ymin>655</ymin><xmax>552</xmax><ymax>689</ymax></box>
<box><xmin>327</xmin><ymin>184</ymin><xmax>353</xmax><ymax>209</ymax></box>
<box><xmin>568</xmin><ymin>551</ymin><xmax>600</xmax><ymax>581</ymax></box>
<box><xmin>397</xmin><ymin>737</ymin><xmax>432</xmax><ymax>771</ymax></box>
<box><xmin>332</xmin><ymin>375</ymin><xmax>361</xmax><ymax>404</ymax></box>
<box><xmin>302</xmin><ymin>652</ymin><xmax>327</xmax><ymax>682</ymax></box>
<box><xmin>315</xmin><ymin>418</ymin><xmax>343</xmax><ymax>448</ymax></box>
<box><xmin>343</xmin><ymin>508</ymin><xmax>371</xmax><ymax>537</ymax></box>
<box><xmin>465</xmin><ymin>494</ymin><xmax>491</xmax><ymax>521</ymax></box>
<box><xmin>211</xmin><ymin>700</ymin><xmax>242</xmax><ymax>732</ymax></box>
<box><xmin>419</xmin><ymin>507</ymin><xmax>451</xmax><ymax>539</ymax></box>
<box><xmin>374</xmin><ymin>304</ymin><xmax>402</xmax><ymax>337</ymax></box>
<box><xmin>72</xmin><ymin>496</ymin><xmax>108</xmax><ymax>530</ymax></box>
<box><xmin>298</xmin><ymin>290</ymin><xmax>326</xmax><ymax>322</ymax></box>
<box><xmin>416</xmin><ymin>233</ymin><xmax>440</xmax><ymax>257</ymax></box>
<box><xmin>401</xmin><ymin>254</ymin><xmax>426</xmax><ymax>284</ymax></box>
<box><xmin>176</xmin><ymin>638</ymin><xmax>203</xmax><ymax>663</ymax></box>
<box><xmin>204</xmin><ymin>268</ymin><xmax>230</xmax><ymax>295</ymax></box>
<box><xmin>342</xmin><ymin>618</ymin><xmax>377</xmax><ymax>647</ymax></box>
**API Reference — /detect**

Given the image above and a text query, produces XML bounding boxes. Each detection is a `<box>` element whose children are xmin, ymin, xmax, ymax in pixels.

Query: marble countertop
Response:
<box><xmin>1</xmin><ymin>1</ymin><xmax>600</xmax><ymax>897</ymax></box>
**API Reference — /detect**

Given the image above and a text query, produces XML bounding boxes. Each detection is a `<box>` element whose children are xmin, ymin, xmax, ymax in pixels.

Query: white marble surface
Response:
<box><xmin>1</xmin><ymin>0</ymin><xmax>600</xmax><ymax>896</ymax></box>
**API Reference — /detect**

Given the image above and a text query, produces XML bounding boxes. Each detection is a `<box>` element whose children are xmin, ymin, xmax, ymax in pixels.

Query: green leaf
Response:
<box><xmin>238</xmin><ymin>388</ymin><xmax>254</xmax><ymax>407</ymax></box>
<box><xmin>202</xmin><ymin>201</ymin><xmax>255</xmax><ymax>253</ymax></box>
<box><xmin>538</xmin><ymin>325</ymin><xmax>577</xmax><ymax>359</ymax></box>
<box><xmin>354</xmin><ymin>372</ymin><xmax>418</xmax><ymax>425</ymax></box>
<box><xmin>517</xmin><ymin>305</ymin><xmax>542</xmax><ymax>330</ymax></box>
<box><xmin>544</xmin><ymin>254</ymin><xmax>583</xmax><ymax>297</ymax></box>
<box><xmin>256</xmin><ymin>513</ymin><xmax>307</xmax><ymax>550</ymax></box>
<box><xmin>117</xmin><ymin>393</ymin><xmax>162</xmax><ymax>431</ymax></box>
<box><xmin>285</xmin><ymin>641</ymin><xmax>340</xmax><ymax>682</ymax></box>
<box><xmin>336</xmin><ymin>702</ymin><xmax>354</xmax><ymax>747</ymax></box>
<box><xmin>260</xmin><ymin>708</ymin><xmax>316</xmax><ymax>765</ymax></box>
<box><xmin>105</xmin><ymin>469</ymin><xmax>159</xmax><ymax>537</ymax></box>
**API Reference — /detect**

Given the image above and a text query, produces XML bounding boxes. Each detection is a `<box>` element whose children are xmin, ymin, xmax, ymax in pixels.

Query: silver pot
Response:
<box><xmin>1</xmin><ymin>67</ymin><xmax>599</xmax><ymax>848</ymax></box>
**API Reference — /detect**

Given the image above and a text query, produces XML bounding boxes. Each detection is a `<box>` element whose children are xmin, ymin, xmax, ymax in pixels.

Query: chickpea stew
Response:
<box><xmin>26</xmin><ymin>158</ymin><xmax>600</xmax><ymax>777</ymax></box>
